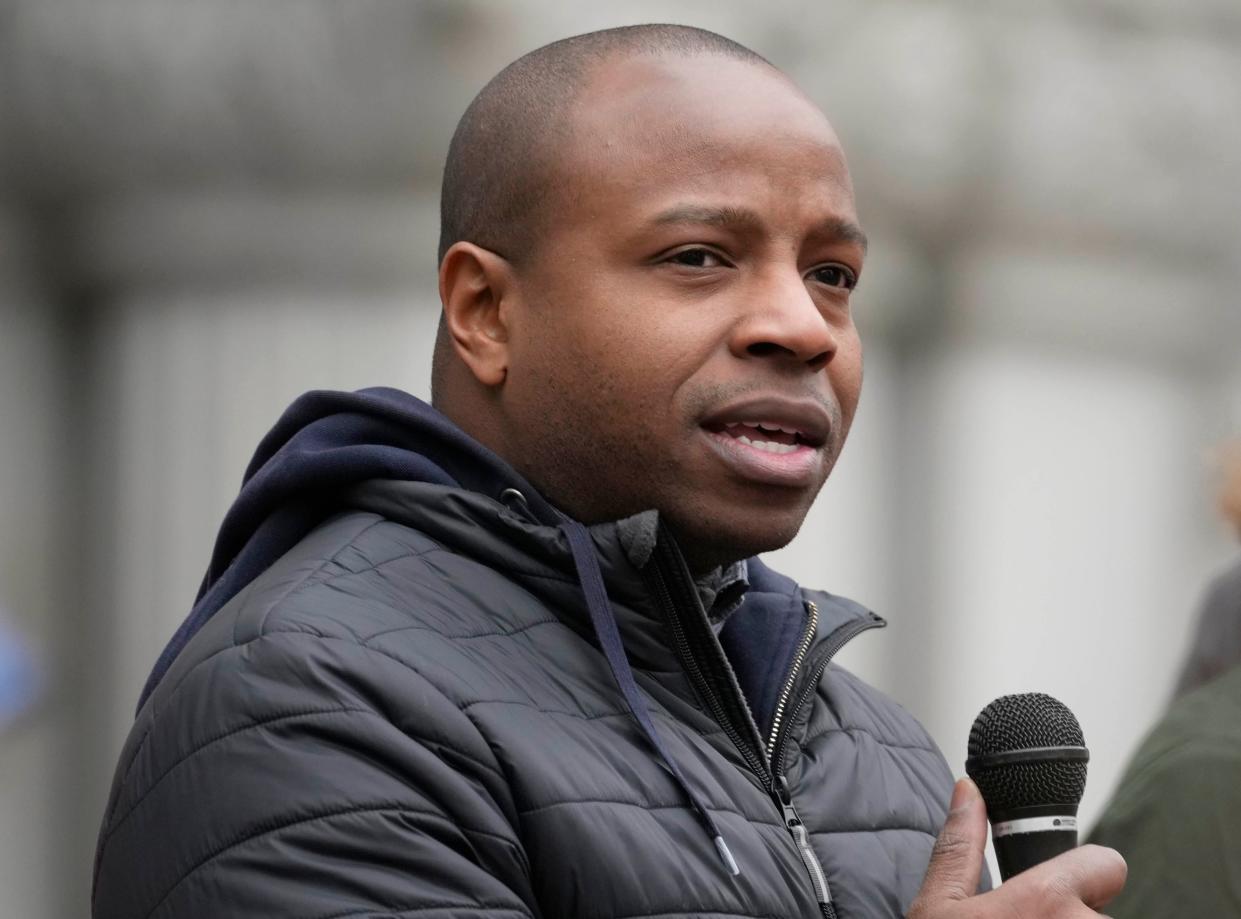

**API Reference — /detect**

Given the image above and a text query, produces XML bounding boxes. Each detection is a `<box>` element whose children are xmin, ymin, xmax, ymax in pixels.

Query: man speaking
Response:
<box><xmin>92</xmin><ymin>25</ymin><xmax>1125</xmax><ymax>918</ymax></box>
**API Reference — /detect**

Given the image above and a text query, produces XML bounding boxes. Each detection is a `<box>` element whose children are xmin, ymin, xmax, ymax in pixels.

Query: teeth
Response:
<box><xmin>727</xmin><ymin>421</ymin><xmax>803</xmax><ymax>437</ymax></box>
<box><xmin>736</xmin><ymin>434</ymin><xmax>798</xmax><ymax>455</ymax></box>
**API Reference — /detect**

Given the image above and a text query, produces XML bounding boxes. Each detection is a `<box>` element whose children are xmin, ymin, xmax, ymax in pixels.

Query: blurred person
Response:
<box><xmin>1171</xmin><ymin>442</ymin><xmax>1241</xmax><ymax>698</ymax></box>
<box><xmin>1086</xmin><ymin>445</ymin><xmax>1241</xmax><ymax>916</ymax></box>
<box><xmin>0</xmin><ymin>605</ymin><xmax>38</xmax><ymax>732</ymax></box>
<box><xmin>91</xmin><ymin>25</ymin><xmax>1123</xmax><ymax>918</ymax></box>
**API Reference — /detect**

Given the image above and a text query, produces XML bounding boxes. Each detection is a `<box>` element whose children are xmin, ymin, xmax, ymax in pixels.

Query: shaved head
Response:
<box><xmin>433</xmin><ymin>25</ymin><xmax>777</xmax><ymax>402</ymax></box>
<box><xmin>436</xmin><ymin>24</ymin><xmax>772</xmax><ymax>266</ymax></box>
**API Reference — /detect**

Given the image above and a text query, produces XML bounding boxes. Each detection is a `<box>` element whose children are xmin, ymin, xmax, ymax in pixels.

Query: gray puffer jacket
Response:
<box><xmin>94</xmin><ymin>392</ymin><xmax>963</xmax><ymax>918</ymax></box>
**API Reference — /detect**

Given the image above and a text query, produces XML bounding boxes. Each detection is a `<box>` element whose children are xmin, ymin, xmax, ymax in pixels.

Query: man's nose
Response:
<box><xmin>729</xmin><ymin>271</ymin><xmax>837</xmax><ymax>372</ymax></box>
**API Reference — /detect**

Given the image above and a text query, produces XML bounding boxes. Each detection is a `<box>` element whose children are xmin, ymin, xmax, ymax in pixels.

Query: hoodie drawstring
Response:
<box><xmin>559</xmin><ymin>519</ymin><xmax>740</xmax><ymax>877</ymax></box>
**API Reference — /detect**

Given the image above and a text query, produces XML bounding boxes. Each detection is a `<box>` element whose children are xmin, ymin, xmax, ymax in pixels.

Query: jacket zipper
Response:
<box><xmin>766</xmin><ymin>601</ymin><xmax>820</xmax><ymax>754</ymax></box>
<box><xmin>778</xmin><ymin>775</ymin><xmax>839</xmax><ymax>919</ymax></box>
<box><xmin>649</xmin><ymin>543</ymin><xmax>773</xmax><ymax>788</ymax></box>
<box><xmin>769</xmin><ymin>609</ymin><xmax>883</xmax><ymax>778</ymax></box>
<box><xmin>648</xmin><ymin>533</ymin><xmax>879</xmax><ymax>918</ymax></box>
<box><xmin>765</xmin><ymin>602</ymin><xmax>879</xmax><ymax>919</ymax></box>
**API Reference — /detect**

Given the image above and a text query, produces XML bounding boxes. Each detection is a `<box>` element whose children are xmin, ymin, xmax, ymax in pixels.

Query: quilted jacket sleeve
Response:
<box><xmin>92</xmin><ymin>627</ymin><xmax>538</xmax><ymax>919</ymax></box>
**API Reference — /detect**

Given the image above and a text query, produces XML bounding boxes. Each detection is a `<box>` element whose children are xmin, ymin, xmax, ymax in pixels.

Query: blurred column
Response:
<box><xmin>0</xmin><ymin>207</ymin><xmax>73</xmax><ymax>919</ymax></box>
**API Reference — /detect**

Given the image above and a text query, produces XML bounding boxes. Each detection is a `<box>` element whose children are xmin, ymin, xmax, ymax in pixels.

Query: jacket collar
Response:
<box><xmin>341</xmin><ymin>479</ymin><xmax>688</xmax><ymax>674</ymax></box>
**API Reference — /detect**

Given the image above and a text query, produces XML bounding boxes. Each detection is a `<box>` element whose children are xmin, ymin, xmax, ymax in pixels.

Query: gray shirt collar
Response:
<box><xmin>615</xmin><ymin>510</ymin><xmax>749</xmax><ymax>628</ymax></box>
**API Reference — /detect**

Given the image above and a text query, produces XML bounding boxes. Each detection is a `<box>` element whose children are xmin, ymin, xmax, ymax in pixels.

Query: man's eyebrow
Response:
<box><xmin>818</xmin><ymin>216</ymin><xmax>869</xmax><ymax>255</ymax></box>
<box><xmin>651</xmin><ymin>205</ymin><xmax>764</xmax><ymax>229</ymax></box>
<box><xmin>651</xmin><ymin>205</ymin><xmax>868</xmax><ymax>254</ymax></box>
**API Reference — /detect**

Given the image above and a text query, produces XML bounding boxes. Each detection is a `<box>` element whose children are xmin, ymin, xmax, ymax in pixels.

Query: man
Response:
<box><xmin>92</xmin><ymin>25</ymin><xmax>1124</xmax><ymax>918</ymax></box>
<box><xmin>1170</xmin><ymin>443</ymin><xmax>1241</xmax><ymax>699</ymax></box>
<box><xmin>1086</xmin><ymin>448</ymin><xmax>1241</xmax><ymax>917</ymax></box>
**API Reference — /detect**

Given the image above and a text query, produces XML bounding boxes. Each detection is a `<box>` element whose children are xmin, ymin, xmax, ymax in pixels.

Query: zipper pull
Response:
<box><xmin>776</xmin><ymin>777</ymin><xmax>839</xmax><ymax>919</ymax></box>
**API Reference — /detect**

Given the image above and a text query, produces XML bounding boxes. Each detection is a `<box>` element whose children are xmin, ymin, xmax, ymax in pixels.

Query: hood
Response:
<box><xmin>138</xmin><ymin>387</ymin><xmax>560</xmax><ymax>709</ymax></box>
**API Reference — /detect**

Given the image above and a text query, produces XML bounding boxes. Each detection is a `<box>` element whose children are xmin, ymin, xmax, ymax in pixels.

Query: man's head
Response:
<box><xmin>433</xmin><ymin>24</ymin><xmax>866</xmax><ymax>573</ymax></box>
<box><xmin>1219</xmin><ymin>441</ymin><xmax>1241</xmax><ymax>540</ymax></box>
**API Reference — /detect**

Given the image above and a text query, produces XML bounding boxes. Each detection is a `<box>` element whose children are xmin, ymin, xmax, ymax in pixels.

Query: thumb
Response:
<box><xmin>915</xmin><ymin>778</ymin><xmax>988</xmax><ymax>906</ymax></box>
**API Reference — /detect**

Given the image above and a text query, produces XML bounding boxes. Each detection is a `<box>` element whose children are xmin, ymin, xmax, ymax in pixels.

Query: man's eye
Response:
<box><xmin>666</xmin><ymin>248</ymin><xmax>726</xmax><ymax>268</ymax></box>
<box><xmin>809</xmin><ymin>264</ymin><xmax>857</xmax><ymax>290</ymax></box>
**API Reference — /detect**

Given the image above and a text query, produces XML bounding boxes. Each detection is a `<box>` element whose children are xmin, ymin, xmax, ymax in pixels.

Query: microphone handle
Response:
<box><xmin>994</xmin><ymin>827</ymin><xmax>1077</xmax><ymax>881</ymax></box>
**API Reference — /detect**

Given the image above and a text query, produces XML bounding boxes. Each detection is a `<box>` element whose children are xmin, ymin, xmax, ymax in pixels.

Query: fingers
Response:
<box><xmin>913</xmin><ymin>778</ymin><xmax>989</xmax><ymax>907</ymax></box>
<box><xmin>1020</xmin><ymin>844</ymin><xmax>1128</xmax><ymax>912</ymax></box>
<box><xmin>1073</xmin><ymin>845</ymin><xmax>1128</xmax><ymax>910</ymax></box>
<box><xmin>911</xmin><ymin>778</ymin><xmax>1126</xmax><ymax>919</ymax></box>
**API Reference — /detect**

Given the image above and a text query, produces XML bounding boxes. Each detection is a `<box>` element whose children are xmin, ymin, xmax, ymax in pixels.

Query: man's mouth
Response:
<box><xmin>710</xmin><ymin>421</ymin><xmax>808</xmax><ymax>455</ymax></box>
<box><xmin>697</xmin><ymin>398</ymin><xmax>832</xmax><ymax>487</ymax></box>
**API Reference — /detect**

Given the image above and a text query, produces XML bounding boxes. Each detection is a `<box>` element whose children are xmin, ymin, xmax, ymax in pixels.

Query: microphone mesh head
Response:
<box><xmin>966</xmin><ymin>692</ymin><xmax>1087</xmax><ymax>814</ymax></box>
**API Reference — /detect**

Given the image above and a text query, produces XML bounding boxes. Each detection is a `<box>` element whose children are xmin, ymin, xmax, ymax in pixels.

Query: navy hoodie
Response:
<box><xmin>138</xmin><ymin>387</ymin><xmax>561</xmax><ymax>709</ymax></box>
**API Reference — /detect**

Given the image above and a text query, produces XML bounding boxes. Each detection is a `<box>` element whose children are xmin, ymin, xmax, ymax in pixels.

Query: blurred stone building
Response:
<box><xmin>1</xmin><ymin>2</ymin><xmax>1239</xmax><ymax>915</ymax></box>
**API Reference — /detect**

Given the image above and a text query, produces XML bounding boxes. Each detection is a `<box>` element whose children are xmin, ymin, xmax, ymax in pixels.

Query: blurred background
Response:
<box><xmin>2</xmin><ymin>1</ymin><xmax>1240</xmax><ymax>915</ymax></box>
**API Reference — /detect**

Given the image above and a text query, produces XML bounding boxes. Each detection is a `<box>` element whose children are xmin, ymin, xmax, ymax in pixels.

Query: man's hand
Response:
<box><xmin>907</xmin><ymin>778</ymin><xmax>1127</xmax><ymax>918</ymax></box>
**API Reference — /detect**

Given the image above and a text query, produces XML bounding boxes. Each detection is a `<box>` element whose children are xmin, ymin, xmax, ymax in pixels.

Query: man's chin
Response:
<box><xmin>667</xmin><ymin>509</ymin><xmax>807</xmax><ymax>576</ymax></box>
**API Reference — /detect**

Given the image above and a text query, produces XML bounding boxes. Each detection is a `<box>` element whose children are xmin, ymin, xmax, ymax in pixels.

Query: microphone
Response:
<box><xmin>965</xmin><ymin>692</ymin><xmax>1089</xmax><ymax>881</ymax></box>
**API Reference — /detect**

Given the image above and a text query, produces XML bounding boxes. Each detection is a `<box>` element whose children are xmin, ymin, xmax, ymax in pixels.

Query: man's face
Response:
<box><xmin>499</xmin><ymin>54</ymin><xmax>866</xmax><ymax>571</ymax></box>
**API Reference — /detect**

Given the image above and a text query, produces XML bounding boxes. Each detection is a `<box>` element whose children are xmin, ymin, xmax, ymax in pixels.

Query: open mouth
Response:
<box><xmin>705</xmin><ymin>421</ymin><xmax>811</xmax><ymax>455</ymax></box>
<box><xmin>696</xmin><ymin>396</ymin><xmax>832</xmax><ymax>486</ymax></box>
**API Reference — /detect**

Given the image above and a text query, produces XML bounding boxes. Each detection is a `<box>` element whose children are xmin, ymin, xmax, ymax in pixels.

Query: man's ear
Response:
<box><xmin>437</xmin><ymin>242</ymin><xmax>517</xmax><ymax>387</ymax></box>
